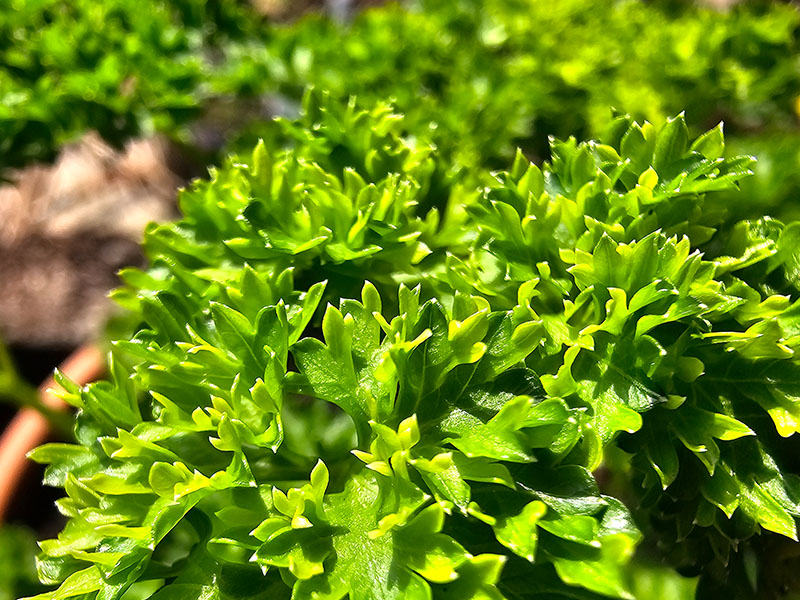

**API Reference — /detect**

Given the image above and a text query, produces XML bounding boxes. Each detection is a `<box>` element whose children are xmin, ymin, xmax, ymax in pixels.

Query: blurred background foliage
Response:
<box><xmin>0</xmin><ymin>526</ymin><xmax>42</xmax><ymax>600</ymax></box>
<box><xmin>0</xmin><ymin>1</ymin><xmax>798</xmax><ymax>599</ymax></box>
<box><xmin>1</xmin><ymin>0</ymin><xmax>798</xmax><ymax>219</ymax></box>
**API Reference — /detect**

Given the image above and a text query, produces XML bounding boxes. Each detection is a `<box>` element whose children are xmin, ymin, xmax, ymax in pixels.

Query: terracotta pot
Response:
<box><xmin>0</xmin><ymin>345</ymin><xmax>105</xmax><ymax>522</ymax></box>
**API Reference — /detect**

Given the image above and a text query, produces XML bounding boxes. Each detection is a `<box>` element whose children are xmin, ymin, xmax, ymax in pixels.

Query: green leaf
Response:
<box><xmin>431</xmin><ymin>555</ymin><xmax>507</xmax><ymax>600</ymax></box>
<box><xmin>21</xmin><ymin>567</ymin><xmax>103</xmax><ymax>600</ymax></box>
<box><xmin>292</xmin><ymin>472</ymin><xmax>437</xmax><ymax>600</ymax></box>
<box><xmin>690</xmin><ymin>122</ymin><xmax>725</xmax><ymax>160</ymax></box>
<box><xmin>740</xmin><ymin>479</ymin><xmax>798</xmax><ymax>540</ymax></box>
<box><xmin>642</xmin><ymin>420</ymin><xmax>679</xmax><ymax>490</ymax></box>
<box><xmin>517</xmin><ymin>465</ymin><xmax>607</xmax><ymax>516</ymax></box>
<box><xmin>777</xmin><ymin>222</ymin><xmax>800</xmax><ymax>287</ymax></box>
<box><xmin>494</xmin><ymin>500</ymin><xmax>547</xmax><ymax>561</ymax></box>
<box><xmin>653</xmin><ymin>113</ymin><xmax>689</xmax><ymax>173</ymax></box>
<box><xmin>552</xmin><ymin>554</ymin><xmax>634</xmax><ymax>600</ymax></box>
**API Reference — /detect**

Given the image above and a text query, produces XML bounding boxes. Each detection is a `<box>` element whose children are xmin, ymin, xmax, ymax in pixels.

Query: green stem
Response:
<box><xmin>0</xmin><ymin>343</ymin><xmax>73</xmax><ymax>438</ymax></box>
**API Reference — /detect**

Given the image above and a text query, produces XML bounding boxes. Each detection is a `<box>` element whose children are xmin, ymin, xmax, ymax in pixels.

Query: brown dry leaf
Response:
<box><xmin>0</xmin><ymin>133</ymin><xmax>182</xmax><ymax>347</ymax></box>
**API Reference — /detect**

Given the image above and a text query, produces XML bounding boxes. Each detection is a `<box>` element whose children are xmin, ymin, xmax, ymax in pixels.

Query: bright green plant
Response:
<box><xmin>3</xmin><ymin>0</ymin><xmax>799</xmax><ymax>227</ymax></box>
<box><xmin>256</xmin><ymin>0</ymin><xmax>800</xmax><ymax>167</ymax></box>
<box><xmin>25</xmin><ymin>94</ymin><xmax>800</xmax><ymax>599</ymax></box>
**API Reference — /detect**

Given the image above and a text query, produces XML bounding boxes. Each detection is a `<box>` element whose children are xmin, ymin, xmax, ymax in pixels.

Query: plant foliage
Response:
<box><xmin>0</xmin><ymin>0</ymin><xmax>253</xmax><ymax>169</ymax></box>
<box><xmin>26</xmin><ymin>93</ymin><xmax>800</xmax><ymax>599</ymax></box>
<box><xmin>2</xmin><ymin>0</ymin><xmax>799</xmax><ymax>224</ymax></box>
<box><xmin>263</xmin><ymin>0</ymin><xmax>800</xmax><ymax>163</ymax></box>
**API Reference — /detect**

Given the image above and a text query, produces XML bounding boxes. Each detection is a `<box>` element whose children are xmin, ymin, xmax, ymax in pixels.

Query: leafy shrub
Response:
<box><xmin>26</xmin><ymin>93</ymin><xmax>800</xmax><ymax>600</ymax></box>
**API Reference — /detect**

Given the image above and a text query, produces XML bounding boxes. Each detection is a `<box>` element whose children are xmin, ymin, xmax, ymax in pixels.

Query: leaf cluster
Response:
<box><xmin>27</xmin><ymin>92</ymin><xmax>800</xmax><ymax>600</ymax></box>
